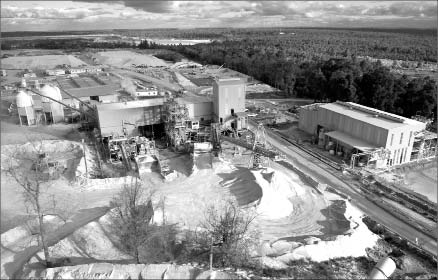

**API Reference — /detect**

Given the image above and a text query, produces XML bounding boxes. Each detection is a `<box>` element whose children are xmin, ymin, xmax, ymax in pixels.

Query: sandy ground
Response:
<box><xmin>1</xmin><ymin>121</ymin><xmax>83</xmax><ymax>146</ymax></box>
<box><xmin>377</xmin><ymin>163</ymin><xmax>437</xmax><ymax>203</ymax></box>
<box><xmin>1</xmin><ymin>208</ymin><xmax>110</xmax><ymax>279</ymax></box>
<box><xmin>246</xmin><ymin>83</ymin><xmax>279</xmax><ymax>93</ymax></box>
<box><xmin>1</xmin><ymin>55</ymin><xmax>87</xmax><ymax>70</ymax></box>
<box><xmin>1</xmin><ymin>136</ymin><xmax>380</xmax><ymax>275</ymax></box>
<box><xmin>174</xmin><ymin>71</ymin><xmax>198</xmax><ymax>89</ymax></box>
<box><xmin>0</xmin><ymin>139</ymin><xmax>124</xmax><ymax>232</ymax></box>
<box><xmin>404</xmin><ymin>165</ymin><xmax>437</xmax><ymax>203</ymax></box>
<box><xmin>254</xmin><ymin>165</ymin><xmax>329</xmax><ymax>241</ymax></box>
<box><xmin>93</xmin><ymin>51</ymin><xmax>169</xmax><ymax>68</ymax></box>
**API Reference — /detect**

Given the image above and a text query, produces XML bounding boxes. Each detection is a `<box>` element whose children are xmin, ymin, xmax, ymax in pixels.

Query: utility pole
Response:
<box><xmin>209</xmin><ymin>235</ymin><xmax>214</xmax><ymax>271</ymax></box>
<box><xmin>82</xmin><ymin>139</ymin><xmax>88</xmax><ymax>178</ymax></box>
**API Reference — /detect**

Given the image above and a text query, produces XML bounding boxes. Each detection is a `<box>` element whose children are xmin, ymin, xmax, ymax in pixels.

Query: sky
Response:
<box><xmin>1</xmin><ymin>1</ymin><xmax>437</xmax><ymax>32</ymax></box>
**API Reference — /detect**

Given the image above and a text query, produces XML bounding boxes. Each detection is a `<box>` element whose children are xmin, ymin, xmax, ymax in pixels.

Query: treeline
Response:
<box><xmin>4</xmin><ymin>28</ymin><xmax>435</xmax><ymax>62</ymax></box>
<box><xmin>1</xmin><ymin>30</ymin><xmax>100</xmax><ymax>38</ymax></box>
<box><xmin>1</xmin><ymin>38</ymin><xmax>136</xmax><ymax>50</ymax></box>
<box><xmin>152</xmin><ymin>52</ymin><xmax>184</xmax><ymax>63</ymax></box>
<box><xmin>165</xmin><ymin>43</ymin><xmax>436</xmax><ymax>118</ymax></box>
<box><xmin>168</xmin><ymin>31</ymin><xmax>436</xmax><ymax>63</ymax></box>
<box><xmin>118</xmin><ymin>28</ymin><xmax>225</xmax><ymax>40</ymax></box>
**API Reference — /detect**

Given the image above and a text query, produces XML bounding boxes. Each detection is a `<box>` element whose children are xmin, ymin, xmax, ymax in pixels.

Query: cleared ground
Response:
<box><xmin>404</xmin><ymin>165</ymin><xmax>437</xmax><ymax>203</ymax></box>
<box><xmin>377</xmin><ymin>162</ymin><xmax>437</xmax><ymax>203</ymax></box>
<box><xmin>1</xmin><ymin>55</ymin><xmax>88</xmax><ymax>70</ymax></box>
<box><xmin>92</xmin><ymin>51</ymin><xmax>169</xmax><ymax>68</ymax></box>
<box><xmin>1</xmin><ymin>134</ymin><xmax>379</xmax><ymax>276</ymax></box>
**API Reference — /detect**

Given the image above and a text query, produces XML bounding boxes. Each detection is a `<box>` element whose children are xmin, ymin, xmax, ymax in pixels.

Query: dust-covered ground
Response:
<box><xmin>92</xmin><ymin>50</ymin><xmax>169</xmax><ymax>68</ymax></box>
<box><xmin>1</xmin><ymin>130</ymin><xmax>384</xmax><ymax>279</ymax></box>
<box><xmin>377</xmin><ymin>161</ymin><xmax>437</xmax><ymax>203</ymax></box>
<box><xmin>1</xmin><ymin>55</ymin><xmax>88</xmax><ymax>70</ymax></box>
<box><xmin>404</xmin><ymin>164</ymin><xmax>437</xmax><ymax>203</ymax></box>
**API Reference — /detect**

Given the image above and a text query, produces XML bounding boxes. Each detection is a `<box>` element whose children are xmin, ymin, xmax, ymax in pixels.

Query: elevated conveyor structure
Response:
<box><xmin>221</xmin><ymin>136</ymin><xmax>278</xmax><ymax>158</ymax></box>
<box><xmin>29</xmin><ymin>89</ymin><xmax>97</xmax><ymax>120</ymax></box>
<box><xmin>163</xmin><ymin>96</ymin><xmax>189</xmax><ymax>149</ymax></box>
<box><xmin>118</xmin><ymin>143</ymin><xmax>132</xmax><ymax>171</ymax></box>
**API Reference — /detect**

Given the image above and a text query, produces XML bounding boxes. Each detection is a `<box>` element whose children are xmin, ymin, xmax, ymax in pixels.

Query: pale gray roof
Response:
<box><xmin>320</xmin><ymin>102</ymin><xmax>426</xmax><ymax>131</ymax></box>
<box><xmin>96</xmin><ymin>98</ymin><xmax>165</xmax><ymax>110</ymax></box>
<box><xmin>213</xmin><ymin>78</ymin><xmax>244</xmax><ymax>86</ymax></box>
<box><xmin>325</xmin><ymin>130</ymin><xmax>379</xmax><ymax>152</ymax></box>
<box><xmin>176</xmin><ymin>96</ymin><xmax>212</xmax><ymax>104</ymax></box>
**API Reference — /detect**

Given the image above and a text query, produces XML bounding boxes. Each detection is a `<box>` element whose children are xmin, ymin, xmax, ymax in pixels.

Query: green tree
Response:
<box><xmin>197</xmin><ymin>199</ymin><xmax>258</xmax><ymax>268</ymax></box>
<box><xmin>358</xmin><ymin>67</ymin><xmax>395</xmax><ymax>111</ymax></box>
<box><xmin>110</xmin><ymin>182</ymin><xmax>177</xmax><ymax>264</ymax></box>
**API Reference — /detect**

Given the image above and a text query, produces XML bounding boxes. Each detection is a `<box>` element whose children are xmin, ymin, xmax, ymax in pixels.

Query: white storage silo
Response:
<box><xmin>16</xmin><ymin>90</ymin><xmax>36</xmax><ymax>126</ymax></box>
<box><xmin>40</xmin><ymin>84</ymin><xmax>64</xmax><ymax>124</ymax></box>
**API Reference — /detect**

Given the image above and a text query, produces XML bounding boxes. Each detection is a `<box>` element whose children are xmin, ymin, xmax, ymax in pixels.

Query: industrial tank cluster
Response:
<box><xmin>16</xmin><ymin>84</ymin><xmax>64</xmax><ymax>126</ymax></box>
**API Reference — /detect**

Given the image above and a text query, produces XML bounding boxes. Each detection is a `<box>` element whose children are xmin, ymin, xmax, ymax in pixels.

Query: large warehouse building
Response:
<box><xmin>96</xmin><ymin>96</ymin><xmax>213</xmax><ymax>138</ymax></box>
<box><xmin>299</xmin><ymin>101</ymin><xmax>437</xmax><ymax>168</ymax></box>
<box><xmin>96</xmin><ymin>78</ymin><xmax>247</xmax><ymax>139</ymax></box>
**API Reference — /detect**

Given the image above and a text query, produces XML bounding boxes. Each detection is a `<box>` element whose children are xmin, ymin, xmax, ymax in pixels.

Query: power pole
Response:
<box><xmin>249</xmin><ymin>123</ymin><xmax>268</xmax><ymax>169</ymax></box>
<box><xmin>82</xmin><ymin>139</ymin><xmax>88</xmax><ymax>178</ymax></box>
<box><xmin>209</xmin><ymin>235</ymin><xmax>214</xmax><ymax>271</ymax></box>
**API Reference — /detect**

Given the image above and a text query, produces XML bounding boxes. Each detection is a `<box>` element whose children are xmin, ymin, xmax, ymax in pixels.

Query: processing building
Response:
<box><xmin>213</xmin><ymin>78</ymin><xmax>247</xmax><ymax>130</ymax></box>
<box><xmin>299</xmin><ymin>101</ymin><xmax>437</xmax><ymax>168</ymax></box>
<box><xmin>96</xmin><ymin>78</ymin><xmax>247</xmax><ymax>140</ymax></box>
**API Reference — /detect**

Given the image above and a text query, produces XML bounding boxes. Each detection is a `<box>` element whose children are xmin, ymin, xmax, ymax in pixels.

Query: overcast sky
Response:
<box><xmin>1</xmin><ymin>1</ymin><xmax>436</xmax><ymax>32</ymax></box>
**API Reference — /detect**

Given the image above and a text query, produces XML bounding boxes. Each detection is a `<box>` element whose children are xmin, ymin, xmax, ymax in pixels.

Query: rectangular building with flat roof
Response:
<box><xmin>212</xmin><ymin>78</ymin><xmax>246</xmax><ymax>129</ymax></box>
<box><xmin>96</xmin><ymin>97</ymin><xmax>214</xmax><ymax>138</ymax></box>
<box><xmin>298</xmin><ymin>101</ymin><xmax>434</xmax><ymax>167</ymax></box>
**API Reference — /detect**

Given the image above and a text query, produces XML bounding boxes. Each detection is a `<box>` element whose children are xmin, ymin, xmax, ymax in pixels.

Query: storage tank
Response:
<box><xmin>34</xmin><ymin>80</ymin><xmax>40</xmax><ymax>90</ymax></box>
<box><xmin>369</xmin><ymin>257</ymin><xmax>396</xmax><ymax>279</ymax></box>
<box><xmin>40</xmin><ymin>84</ymin><xmax>64</xmax><ymax>123</ymax></box>
<box><xmin>16</xmin><ymin>90</ymin><xmax>36</xmax><ymax>126</ymax></box>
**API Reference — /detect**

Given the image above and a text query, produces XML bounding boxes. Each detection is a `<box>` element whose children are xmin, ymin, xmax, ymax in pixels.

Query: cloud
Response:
<box><xmin>72</xmin><ymin>0</ymin><xmax>174</xmax><ymax>13</ymax></box>
<box><xmin>363</xmin><ymin>2</ymin><xmax>436</xmax><ymax>18</ymax></box>
<box><xmin>122</xmin><ymin>0</ymin><xmax>174</xmax><ymax>13</ymax></box>
<box><xmin>1</xmin><ymin>5</ymin><xmax>113</xmax><ymax>20</ymax></box>
<box><xmin>1</xmin><ymin>1</ymin><xmax>436</xmax><ymax>31</ymax></box>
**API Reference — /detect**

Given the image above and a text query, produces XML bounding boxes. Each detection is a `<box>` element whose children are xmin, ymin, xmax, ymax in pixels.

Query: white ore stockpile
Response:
<box><xmin>253</xmin><ymin>167</ymin><xmax>306</xmax><ymax>219</ymax></box>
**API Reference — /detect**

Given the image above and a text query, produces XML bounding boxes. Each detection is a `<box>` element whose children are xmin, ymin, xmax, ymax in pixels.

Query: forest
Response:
<box><xmin>0</xmin><ymin>38</ymin><xmax>136</xmax><ymax>50</ymax></box>
<box><xmin>163</xmin><ymin>39</ymin><xmax>436</xmax><ymax>120</ymax></box>
<box><xmin>1</xmin><ymin>28</ymin><xmax>436</xmax><ymax>120</ymax></box>
<box><xmin>2</xmin><ymin>27</ymin><xmax>436</xmax><ymax>62</ymax></box>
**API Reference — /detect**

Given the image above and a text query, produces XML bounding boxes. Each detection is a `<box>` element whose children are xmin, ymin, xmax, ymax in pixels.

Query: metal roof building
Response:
<box><xmin>213</xmin><ymin>78</ymin><xmax>246</xmax><ymax>128</ymax></box>
<box><xmin>96</xmin><ymin>97</ymin><xmax>214</xmax><ymax>138</ymax></box>
<box><xmin>299</xmin><ymin>101</ymin><xmax>435</xmax><ymax>167</ymax></box>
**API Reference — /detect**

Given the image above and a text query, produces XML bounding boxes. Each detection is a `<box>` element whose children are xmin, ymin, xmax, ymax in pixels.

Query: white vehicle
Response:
<box><xmin>247</xmin><ymin>113</ymin><xmax>258</xmax><ymax>117</ymax></box>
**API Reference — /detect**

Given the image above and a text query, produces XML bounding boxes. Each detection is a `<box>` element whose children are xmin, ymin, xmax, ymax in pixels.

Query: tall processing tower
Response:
<box><xmin>212</xmin><ymin>78</ymin><xmax>246</xmax><ymax>129</ymax></box>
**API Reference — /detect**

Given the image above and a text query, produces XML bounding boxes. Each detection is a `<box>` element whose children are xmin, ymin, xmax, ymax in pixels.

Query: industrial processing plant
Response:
<box><xmin>1</xmin><ymin>43</ymin><xmax>437</xmax><ymax>279</ymax></box>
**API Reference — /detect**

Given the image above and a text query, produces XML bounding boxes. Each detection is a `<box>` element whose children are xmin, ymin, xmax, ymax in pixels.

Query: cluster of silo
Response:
<box><xmin>16</xmin><ymin>90</ymin><xmax>36</xmax><ymax>126</ymax></box>
<box><xmin>15</xmin><ymin>84</ymin><xmax>65</xmax><ymax>126</ymax></box>
<box><xmin>40</xmin><ymin>84</ymin><xmax>64</xmax><ymax>124</ymax></box>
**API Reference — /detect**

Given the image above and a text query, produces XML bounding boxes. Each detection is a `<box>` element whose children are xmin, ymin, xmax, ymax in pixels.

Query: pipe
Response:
<box><xmin>28</xmin><ymin>89</ymin><xmax>96</xmax><ymax>120</ymax></box>
<box><xmin>56</xmin><ymin>86</ymin><xmax>96</xmax><ymax>112</ymax></box>
<box><xmin>369</xmin><ymin>257</ymin><xmax>396</xmax><ymax>279</ymax></box>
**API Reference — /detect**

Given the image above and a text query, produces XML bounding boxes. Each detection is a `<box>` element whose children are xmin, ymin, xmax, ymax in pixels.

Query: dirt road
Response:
<box><xmin>248</xmin><ymin>120</ymin><xmax>437</xmax><ymax>256</ymax></box>
<box><xmin>1</xmin><ymin>207</ymin><xmax>110</xmax><ymax>279</ymax></box>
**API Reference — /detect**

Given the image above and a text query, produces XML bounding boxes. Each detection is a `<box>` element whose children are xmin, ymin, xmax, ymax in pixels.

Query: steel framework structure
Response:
<box><xmin>163</xmin><ymin>96</ymin><xmax>189</xmax><ymax>149</ymax></box>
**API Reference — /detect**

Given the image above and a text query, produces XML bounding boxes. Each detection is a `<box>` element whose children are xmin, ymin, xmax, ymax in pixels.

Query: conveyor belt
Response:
<box><xmin>118</xmin><ymin>143</ymin><xmax>132</xmax><ymax>171</ymax></box>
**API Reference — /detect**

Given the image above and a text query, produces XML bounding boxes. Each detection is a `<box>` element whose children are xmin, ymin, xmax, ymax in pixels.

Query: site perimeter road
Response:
<box><xmin>247</xmin><ymin>121</ymin><xmax>437</xmax><ymax>256</ymax></box>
